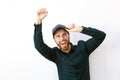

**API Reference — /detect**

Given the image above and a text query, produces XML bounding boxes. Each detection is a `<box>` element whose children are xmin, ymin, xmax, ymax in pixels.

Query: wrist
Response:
<box><xmin>77</xmin><ymin>26</ymin><xmax>83</xmax><ymax>32</ymax></box>
<box><xmin>36</xmin><ymin>17</ymin><xmax>42</xmax><ymax>24</ymax></box>
<box><xmin>36</xmin><ymin>20</ymin><xmax>42</xmax><ymax>24</ymax></box>
<box><xmin>79</xmin><ymin>26</ymin><xmax>83</xmax><ymax>32</ymax></box>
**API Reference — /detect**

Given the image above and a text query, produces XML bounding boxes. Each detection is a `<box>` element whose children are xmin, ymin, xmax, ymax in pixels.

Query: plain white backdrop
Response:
<box><xmin>0</xmin><ymin>0</ymin><xmax>120</xmax><ymax>80</ymax></box>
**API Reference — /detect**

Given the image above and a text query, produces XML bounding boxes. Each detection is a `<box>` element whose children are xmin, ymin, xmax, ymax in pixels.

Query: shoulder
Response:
<box><xmin>77</xmin><ymin>40</ymin><xmax>86</xmax><ymax>49</ymax></box>
<box><xmin>52</xmin><ymin>47</ymin><xmax>59</xmax><ymax>51</ymax></box>
<box><xmin>78</xmin><ymin>40</ymin><xmax>85</xmax><ymax>45</ymax></box>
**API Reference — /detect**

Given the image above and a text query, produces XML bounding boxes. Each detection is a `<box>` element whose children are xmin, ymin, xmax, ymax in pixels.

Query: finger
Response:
<box><xmin>37</xmin><ymin>9</ymin><xmax>42</xmax><ymax>15</ymax></box>
<box><xmin>65</xmin><ymin>28</ymin><xmax>71</xmax><ymax>32</ymax></box>
<box><xmin>41</xmin><ymin>8</ymin><xmax>48</xmax><ymax>14</ymax></box>
<box><xmin>65</xmin><ymin>28</ymin><xmax>70</xmax><ymax>32</ymax></box>
<box><xmin>65</xmin><ymin>28</ymin><xmax>73</xmax><ymax>32</ymax></box>
<box><xmin>37</xmin><ymin>8</ymin><xmax>47</xmax><ymax>15</ymax></box>
<box><xmin>67</xmin><ymin>24</ymin><xmax>74</xmax><ymax>29</ymax></box>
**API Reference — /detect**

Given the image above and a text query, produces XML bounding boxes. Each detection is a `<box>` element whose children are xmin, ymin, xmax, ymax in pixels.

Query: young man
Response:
<box><xmin>34</xmin><ymin>8</ymin><xmax>106</xmax><ymax>80</ymax></box>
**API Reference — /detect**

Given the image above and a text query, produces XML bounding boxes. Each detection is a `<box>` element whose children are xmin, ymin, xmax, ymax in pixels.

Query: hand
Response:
<box><xmin>36</xmin><ymin>8</ymin><xmax>48</xmax><ymax>24</ymax></box>
<box><xmin>66</xmin><ymin>23</ymin><xmax>83</xmax><ymax>32</ymax></box>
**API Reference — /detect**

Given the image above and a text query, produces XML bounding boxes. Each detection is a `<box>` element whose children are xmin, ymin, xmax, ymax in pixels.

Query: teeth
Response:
<box><xmin>61</xmin><ymin>41</ymin><xmax>66</xmax><ymax>43</ymax></box>
<box><xmin>60</xmin><ymin>41</ymin><xmax>66</xmax><ymax>45</ymax></box>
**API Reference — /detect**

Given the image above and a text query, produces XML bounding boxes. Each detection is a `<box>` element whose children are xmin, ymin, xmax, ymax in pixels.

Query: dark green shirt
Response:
<box><xmin>34</xmin><ymin>24</ymin><xmax>106</xmax><ymax>80</ymax></box>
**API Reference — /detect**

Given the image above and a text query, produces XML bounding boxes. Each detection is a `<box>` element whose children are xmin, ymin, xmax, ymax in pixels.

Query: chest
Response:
<box><xmin>56</xmin><ymin>47</ymin><xmax>89</xmax><ymax>67</ymax></box>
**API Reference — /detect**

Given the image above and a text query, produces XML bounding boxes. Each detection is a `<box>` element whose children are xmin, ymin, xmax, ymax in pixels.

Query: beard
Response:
<box><xmin>58</xmin><ymin>39</ymin><xmax>70</xmax><ymax>51</ymax></box>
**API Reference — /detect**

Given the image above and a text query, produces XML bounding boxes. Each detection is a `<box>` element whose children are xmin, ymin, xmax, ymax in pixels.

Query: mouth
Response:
<box><xmin>60</xmin><ymin>41</ymin><xmax>67</xmax><ymax>46</ymax></box>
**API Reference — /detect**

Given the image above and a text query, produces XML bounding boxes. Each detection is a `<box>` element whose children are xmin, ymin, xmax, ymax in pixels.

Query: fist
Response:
<box><xmin>36</xmin><ymin>8</ymin><xmax>48</xmax><ymax>24</ymax></box>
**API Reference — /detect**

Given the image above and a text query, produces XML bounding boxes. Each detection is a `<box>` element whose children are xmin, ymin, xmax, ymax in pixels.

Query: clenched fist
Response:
<box><xmin>36</xmin><ymin>8</ymin><xmax>48</xmax><ymax>24</ymax></box>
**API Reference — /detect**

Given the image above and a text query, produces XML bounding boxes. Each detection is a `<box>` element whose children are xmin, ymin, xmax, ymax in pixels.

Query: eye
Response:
<box><xmin>55</xmin><ymin>35</ymin><xmax>60</xmax><ymax>39</ymax></box>
<box><xmin>63</xmin><ymin>32</ymin><xmax>67</xmax><ymax>37</ymax></box>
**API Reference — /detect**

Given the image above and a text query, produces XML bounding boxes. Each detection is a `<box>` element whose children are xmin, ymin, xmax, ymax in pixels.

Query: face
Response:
<box><xmin>54</xmin><ymin>29</ymin><xmax>70</xmax><ymax>51</ymax></box>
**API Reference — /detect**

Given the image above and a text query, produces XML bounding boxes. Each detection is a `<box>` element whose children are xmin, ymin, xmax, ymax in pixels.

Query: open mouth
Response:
<box><xmin>60</xmin><ymin>41</ymin><xmax>67</xmax><ymax>46</ymax></box>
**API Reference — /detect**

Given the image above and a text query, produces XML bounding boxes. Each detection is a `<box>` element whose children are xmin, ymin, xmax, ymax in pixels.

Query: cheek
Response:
<box><xmin>54</xmin><ymin>39</ymin><xmax>59</xmax><ymax>44</ymax></box>
<box><xmin>65</xmin><ymin>35</ymin><xmax>70</xmax><ymax>41</ymax></box>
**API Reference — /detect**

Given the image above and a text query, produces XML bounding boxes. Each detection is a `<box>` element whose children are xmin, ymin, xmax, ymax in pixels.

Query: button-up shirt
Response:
<box><xmin>34</xmin><ymin>24</ymin><xmax>106</xmax><ymax>80</ymax></box>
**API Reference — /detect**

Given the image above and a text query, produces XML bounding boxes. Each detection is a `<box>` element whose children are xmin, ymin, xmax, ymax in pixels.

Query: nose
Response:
<box><xmin>60</xmin><ymin>35</ymin><xmax>65</xmax><ymax>41</ymax></box>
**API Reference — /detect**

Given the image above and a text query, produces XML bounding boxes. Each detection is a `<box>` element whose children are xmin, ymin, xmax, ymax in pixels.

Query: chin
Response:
<box><xmin>61</xmin><ymin>46</ymin><xmax>68</xmax><ymax>50</ymax></box>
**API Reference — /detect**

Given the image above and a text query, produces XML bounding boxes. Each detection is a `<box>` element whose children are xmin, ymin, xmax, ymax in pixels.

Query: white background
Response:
<box><xmin>0</xmin><ymin>0</ymin><xmax>120</xmax><ymax>80</ymax></box>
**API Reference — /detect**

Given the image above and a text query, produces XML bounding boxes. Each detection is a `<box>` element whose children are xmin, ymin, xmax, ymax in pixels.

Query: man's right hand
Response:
<box><xmin>36</xmin><ymin>8</ymin><xmax>48</xmax><ymax>24</ymax></box>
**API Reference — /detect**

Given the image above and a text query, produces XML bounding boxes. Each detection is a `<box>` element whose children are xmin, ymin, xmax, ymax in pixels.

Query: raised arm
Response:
<box><xmin>34</xmin><ymin>8</ymin><xmax>57</xmax><ymax>62</ymax></box>
<box><xmin>66</xmin><ymin>23</ymin><xmax>106</xmax><ymax>54</ymax></box>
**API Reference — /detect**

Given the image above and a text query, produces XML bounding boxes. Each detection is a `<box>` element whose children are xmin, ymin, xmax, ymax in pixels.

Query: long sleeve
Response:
<box><xmin>34</xmin><ymin>23</ymin><xmax>57</xmax><ymax>62</ymax></box>
<box><xmin>81</xmin><ymin>26</ymin><xmax>106</xmax><ymax>54</ymax></box>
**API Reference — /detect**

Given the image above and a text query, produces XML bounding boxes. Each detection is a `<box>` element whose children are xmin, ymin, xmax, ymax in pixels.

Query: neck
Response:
<box><xmin>61</xmin><ymin>43</ymin><xmax>71</xmax><ymax>53</ymax></box>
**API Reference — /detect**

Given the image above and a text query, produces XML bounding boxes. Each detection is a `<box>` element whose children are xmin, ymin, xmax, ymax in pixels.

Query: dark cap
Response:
<box><xmin>52</xmin><ymin>24</ymin><xmax>69</xmax><ymax>37</ymax></box>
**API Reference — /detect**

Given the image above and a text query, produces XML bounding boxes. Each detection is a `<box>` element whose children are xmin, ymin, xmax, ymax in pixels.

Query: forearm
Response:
<box><xmin>34</xmin><ymin>24</ymin><xmax>56</xmax><ymax>62</ymax></box>
<box><xmin>81</xmin><ymin>26</ymin><xmax>106</xmax><ymax>40</ymax></box>
<box><xmin>80</xmin><ymin>26</ymin><xmax>106</xmax><ymax>54</ymax></box>
<box><xmin>34</xmin><ymin>23</ymin><xmax>44</xmax><ymax>48</ymax></box>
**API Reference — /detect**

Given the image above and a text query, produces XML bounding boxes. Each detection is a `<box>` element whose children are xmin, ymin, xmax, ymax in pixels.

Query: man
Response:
<box><xmin>34</xmin><ymin>8</ymin><xmax>106</xmax><ymax>80</ymax></box>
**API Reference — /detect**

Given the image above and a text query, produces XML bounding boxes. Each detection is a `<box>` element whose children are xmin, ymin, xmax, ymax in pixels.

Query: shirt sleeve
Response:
<box><xmin>34</xmin><ymin>23</ymin><xmax>57</xmax><ymax>62</ymax></box>
<box><xmin>81</xmin><ymin>26</ymin><xmax>106</xmax><ymax>54</ymax></box>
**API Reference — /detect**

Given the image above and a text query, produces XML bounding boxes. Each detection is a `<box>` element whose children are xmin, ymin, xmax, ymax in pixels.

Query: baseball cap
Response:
<box><xmin>52</xmin><ymin>24</ymin><xmax>69</xmax><ymax>37</ymax></box>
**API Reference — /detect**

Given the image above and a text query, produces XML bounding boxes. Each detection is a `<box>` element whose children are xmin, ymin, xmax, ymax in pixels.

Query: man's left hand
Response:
<box><xmin>66</xmin><ymin>23</ymin><xmax>83</xmax><ymax>32</ymax></box>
